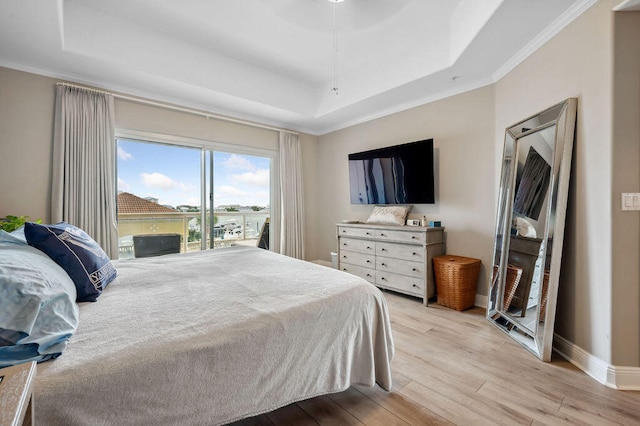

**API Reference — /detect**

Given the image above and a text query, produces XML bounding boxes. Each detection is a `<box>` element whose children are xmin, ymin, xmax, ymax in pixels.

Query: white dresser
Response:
<box><xmin>336</xmin><ymin>223</ymin><xmax>445</xmax><ymax>305</ymax></box>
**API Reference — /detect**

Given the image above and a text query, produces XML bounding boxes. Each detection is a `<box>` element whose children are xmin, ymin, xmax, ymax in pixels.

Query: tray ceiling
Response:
<box><xmin>0</xmin><ymin>0</ymin><xmax>596</xmax><ymax>134</ymax></box>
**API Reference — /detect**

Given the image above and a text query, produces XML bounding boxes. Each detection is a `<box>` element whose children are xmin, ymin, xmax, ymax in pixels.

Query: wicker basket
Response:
<box><xmin>433</xmin><ymin>255</ymin><xmax>481</xmax><ymax>311</ymax></box>
<box><xmin>492</xmin><ymin>264</ymin><xmax>523</xmax><ymax>311</ymax></box>
<box><xmin>540</xmin><ymin>271</ymin><xmax>550</xmax><ymax>321</ymax></box>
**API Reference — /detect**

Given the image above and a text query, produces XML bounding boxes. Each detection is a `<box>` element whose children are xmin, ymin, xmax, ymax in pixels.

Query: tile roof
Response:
<box><xmin>117</xmin><ymin>192</ymin><xmax>178</xmax><ymax>214</ymax></box>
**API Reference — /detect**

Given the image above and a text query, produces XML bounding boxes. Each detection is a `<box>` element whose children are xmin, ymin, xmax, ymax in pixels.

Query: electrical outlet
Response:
<box><xmin>621</xmin><ymin>193</ymin><xmax>640</xmax><ymax>211</ymax></box>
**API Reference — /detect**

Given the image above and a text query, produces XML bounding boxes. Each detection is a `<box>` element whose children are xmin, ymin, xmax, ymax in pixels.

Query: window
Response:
<box><xmin>116</xmin><ymin>134</ymin><xmax>274</xmax><ymax>259</ymax></box>
<box><xmin>209</xmin><ymin>151</ymin><xmax>271</xmax><ymax>249</ymax></box>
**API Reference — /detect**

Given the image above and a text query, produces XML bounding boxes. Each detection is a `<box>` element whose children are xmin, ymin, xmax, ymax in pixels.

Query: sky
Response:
<box><xmin>116</xmin><ymin>139</ymin><xmax>270</xmax><ymax>208</ymax></box>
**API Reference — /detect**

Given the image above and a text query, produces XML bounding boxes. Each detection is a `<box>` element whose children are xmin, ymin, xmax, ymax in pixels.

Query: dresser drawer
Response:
<box><xmin>339</xmin><ymin>250</ymin><xmax>375</xmax><ymax>269</ymax></box>
<box><xmin>339</xmin><ymin>263</ymin><xmax>375</xmax><ymax>283</ymax></box>
<box><xmin>376</xmin><ymin>256</ymin><xmax>425</xmax><ymax>279</ymax></box>
<box><xmin>376</xmin><ymin>271</ymin><xmax>424</xmax><ymax>297</ymax></box>
<box><xmin>375</xmin><ymin>229</ymin><xmax>425</xmax><ymax>244</ymax></box>
<box><xmin>336</xmin><ymin>223</ymin><xmax>444</xmax><ymax>306</ymax></box>
<box><xmin>376</xmin><ymin>242</ymin><xmax>424</xmax><ymax>261</ymax></box>
<box><xmin>337</xmin><ymin>226</ymin><xmax>377</xmax><ymax>239</ymax></box>
<box><xmin>338</xmin><ymin>237</ymin><xmax>375</xmax><ymax>255</ymax></box>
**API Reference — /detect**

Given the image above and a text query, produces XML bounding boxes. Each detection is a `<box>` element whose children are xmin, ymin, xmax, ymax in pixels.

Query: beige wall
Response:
<box><xmin>0</xmin><ymin>67</ymin><xmax>321</xmax><ymax>270</ymax></box>
<box><xmin>0</xmin><ymin>68</ymin><xmax>57</xmax><ymax>221</ymax></box>
<box><xmin>313</xmin><ymin>86</ymin><xmax>496</xmax><ymax>296</ymax></box>
<box><xmin>0</xmin><ymin>69</ymin><xmax>317</xmax><ymax>228</ymax></box>
<box><xmin>114</xmin><ymin>99</ymin><xmax>279</xmax><ymax>151</ymax></box>
<box><xmin>313</xmin><ymin>1</ymin><xmax>639</xmax><ymax>368</ymax></box>
<box><xmin>299</xmin><ymin>132</ymin><xmax>320</xmax><ymax>260</ymax></box>
<box><xmin>496</xmin><ymin>0</ymin><xmax>615</xmax><ymax>363</ymax></box>
<box><xmin>495</xmin><ymin>0</ymin><xmax>640</xmax><ymax>367</ymax></box>
<box><xmin>611</xmin><ymin>9</ymin><xmax>640</xmax><ymax>366</ymax></box>
<box><xmin>0</xmin><ymin>0</ymin><xmax>638</xmax><ymax>371</ymax></box>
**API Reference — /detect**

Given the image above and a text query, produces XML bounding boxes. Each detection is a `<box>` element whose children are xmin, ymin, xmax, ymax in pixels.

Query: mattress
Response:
<box><xmin>34</xmin><ymin>246</ymin><xmax>394</xmax><ymax>425</ymax></box>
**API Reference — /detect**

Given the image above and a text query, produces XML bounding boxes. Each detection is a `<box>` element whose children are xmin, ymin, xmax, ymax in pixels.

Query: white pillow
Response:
<box><xmin>514</xmin><ymin>216</ymin><xmax>536</xmax><ymax>238</ymax></box>
<box><xmin>365</xmin><ymin>205</ymin><xmax>412</xmax><ymax>225</ymax></box>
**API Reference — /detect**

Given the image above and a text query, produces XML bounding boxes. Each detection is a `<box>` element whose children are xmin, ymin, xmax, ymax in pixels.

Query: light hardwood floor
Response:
<box><xmin>231</xmin><ymin>291</ymin><xmax>640</xmax><ymax>425</ymax></box>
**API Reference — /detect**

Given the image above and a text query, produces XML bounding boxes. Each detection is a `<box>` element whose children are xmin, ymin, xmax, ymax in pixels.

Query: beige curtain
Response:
<box><xmin>51</xmin><ymin>85</ymin><xmax>118</xmax><ymax>258</ymax></box>
<box><xmin>277</xmin><ymin>132</ymin><xmax>305</xmax><ymax>259</ymax></box>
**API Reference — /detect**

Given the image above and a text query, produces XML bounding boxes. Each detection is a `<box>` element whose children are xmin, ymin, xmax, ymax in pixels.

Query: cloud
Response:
<box><xmin>218</xmin><ymin>185</ymin><xmax>249</xmax><ymax>197</ymax></box>
<box><xmin>138</xmin><ymin>173</ymin><xmax>197</xmax><ymax>208</ymax></box>
<box><xmin>140</xmin><ymin>172</ymin><xmax>177</xmax><ymax>190</ymax></box>
<box><xmin>183</xmin><ymin>196</ymin><xmax>201</xmax><ymax>206</ymax></box>
<box><xmin>117</xmin><ymin>146</ymin><xmax>133</xmax><ymax>161</ymax></box>
<box><xmin>213</xmin><ymin>185</ymin><xmax>269</xmax><ymax>207</ymax></box>
<box><xmin>117</xmin><ymin>177</ymin><xmax>130</xmax><ymax>191</ymax></box>
<box><xmin>233</xmin><ymin>169</ymin><xmax>270</xmax><ymax>187</ymax></box>
<box><xmin>224</xmin><ymin>154</ymin><xmax>257</xmax><ymax>172</ymax></box>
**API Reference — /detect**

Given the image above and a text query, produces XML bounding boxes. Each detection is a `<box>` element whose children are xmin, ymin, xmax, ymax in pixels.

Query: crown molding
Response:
<box><xmin>492</xmin><ymin>0</ymin><xmax>598</xmax><ymax>82</ymax></box>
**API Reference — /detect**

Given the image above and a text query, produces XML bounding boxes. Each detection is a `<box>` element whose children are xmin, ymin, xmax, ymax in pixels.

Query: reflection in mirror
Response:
<box><xmin>488</xmin><ymin>98</ymin><xmax>577</xmax><ymax>361</ymax></box>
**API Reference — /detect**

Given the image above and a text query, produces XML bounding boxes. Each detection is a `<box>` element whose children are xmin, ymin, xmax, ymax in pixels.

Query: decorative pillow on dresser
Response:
<box><xmin>365</xmin><ymin>205</ymin><xmax>412</xmax><ymax>225</ymax></box>
<box><xmin>0</xmin><ymin>231</ymin><xmax>79</xmax><ymax>367</ymax></box>
<box><xmin>24</xmin><ymin>222</ymin><xmax>117</xmax><ymax>302</ymax></box>
<box><xmin>513</xmin><ymin>216</ymin><xmax>537</xmax><ymax>238</ymax></box>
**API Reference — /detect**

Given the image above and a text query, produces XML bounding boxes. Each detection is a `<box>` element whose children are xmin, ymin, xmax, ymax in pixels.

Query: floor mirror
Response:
<box><xmin>487</xmin><ymin>98</ymin><xmax>577</xmax><ymax>361</ymax></box>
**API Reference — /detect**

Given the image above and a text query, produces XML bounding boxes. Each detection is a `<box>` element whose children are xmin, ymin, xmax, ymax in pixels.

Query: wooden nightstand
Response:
<box><xmin>0</xmin><ymin>361</ymin><xmax>36</xmax><ymax>426</ymax></box>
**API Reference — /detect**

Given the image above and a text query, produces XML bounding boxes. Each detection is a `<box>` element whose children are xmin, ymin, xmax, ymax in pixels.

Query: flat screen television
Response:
<box><xmin>348</xmin><ymin>139</ymin><xmax>435</xmax><ymax>204</ymax></box>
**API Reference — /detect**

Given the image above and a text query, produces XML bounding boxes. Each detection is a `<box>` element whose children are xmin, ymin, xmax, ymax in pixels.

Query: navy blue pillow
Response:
<box><xmin>24</xmin><ymin>222</ymin><xmax>117</xmax><ymax>302</ymax></box>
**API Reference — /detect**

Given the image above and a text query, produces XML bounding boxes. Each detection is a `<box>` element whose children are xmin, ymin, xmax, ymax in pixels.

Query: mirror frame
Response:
<box><xmin>487</xmin><ymin>98</ymin><xmax>577</xmax><ymax>361</ymax></box>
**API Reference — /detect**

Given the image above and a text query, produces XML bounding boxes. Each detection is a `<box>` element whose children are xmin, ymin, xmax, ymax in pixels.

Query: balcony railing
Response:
<box><xmin>117</xmin><ymin>210</ymin><xmax>269</xmax><ymax>258</ymax></box>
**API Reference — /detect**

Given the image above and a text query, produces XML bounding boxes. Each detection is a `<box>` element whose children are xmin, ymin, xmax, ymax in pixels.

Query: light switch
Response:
<box><xmin>621</xmin><ymin>193</ymin><xmax>640</xmax><ymax>211</ymax></box>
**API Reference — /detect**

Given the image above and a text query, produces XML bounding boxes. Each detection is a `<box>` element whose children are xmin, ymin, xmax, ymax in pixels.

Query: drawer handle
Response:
<box><xmin>380</xmin><ymin>233</ymin><xmax>386</xmax><ymax>237</ymax></box>
<box><xmin>413</xmin><ymin>252</ymin><xmax>417</xmax><ymax>255</ymax></box>
<box><xmin>381</xmin><ymin>277</ymin><xmax>386</xmax><ymax>281</ymax></box>
<box><xmin>381</xmin><ymin>263</ymin><xmax>386</xmax><ymax>266</ymax></box>
<box><xmin>342</xmin><ymin>268</ymin><xmax>347</xmax><ymax>271</ymax></box>
<box><xmin>342</xmin><ymin>243</ymin><xmax>347</xmax><ymax>246</ymax></box>
<box><xmin>366</xmin><ymin>273</ymin><xmax>372</xmax><ymax>277</ymax></box>
<box><xmin>412</xmin><ymin>268</ymin><xmax>417</xmax><ymax>271</ymax></box>
<box><xmin>412</xmin><ymin>284</ymin><xmax>419</xmax><ymax>288</ymax></box>
<box><xmin>342</xmin><ymin>230</ymin><xmax>346</xmax><ymax>233</ymax></box>
<box><xmin>367</xmin><ymin>246</ymin><xmax>372</xmax><ymax>250</ymax></box>
<box><xmin>381</xmin><ymin>248</ymin><xmax>386</xmax><ymax>251</ymax></box>
<box><xmin>366</xmin><ymin>260</ymin><xmax>372</xmax><ymax>263</ymax></box>
<box><xmin>412</xmin><ymin>236</ymin><xmax>417</xmax><ymax>239</ymax></box>
<box><xmin>366</xmin><ymin>232</ymin><xmax>371</xmax><ymax>235</ymax></box>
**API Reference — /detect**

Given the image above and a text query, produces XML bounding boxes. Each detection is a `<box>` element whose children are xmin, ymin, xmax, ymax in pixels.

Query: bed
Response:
<box><xmin>25</xmin><ymin>245</ymin><xmax>393</xmax><ymax>425</ymax></box>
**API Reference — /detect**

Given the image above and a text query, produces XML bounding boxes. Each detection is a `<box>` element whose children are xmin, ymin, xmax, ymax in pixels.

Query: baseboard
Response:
<box><xmin>472</xmin><ymin>304</ymin><xmax>640</xmax><ymax>389</ymax></box>
<box><xmin>553</xmin><ymin>334</ymin><xmax>610</xmax><ymax>384</ymax></box>
<box><xmin>553</xmin><ymin>334</ymin><xmax>640</xmax><ymax>390</ymax></box>
<box><xmin>607</xmin><ymin>366</ymin><xmax>640</xmax><ymax>390</ymax></box>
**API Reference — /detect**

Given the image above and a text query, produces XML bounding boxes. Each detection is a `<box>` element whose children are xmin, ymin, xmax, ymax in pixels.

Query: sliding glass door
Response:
<box><xmin>207</xmin><ymin>151</ymin><xmax>271</xmax><ymax>249</ymax></box>
<box><xmin>116</xmin><ymin>137</ymin><xmax>272</xmax><ymax>259</ymax></box>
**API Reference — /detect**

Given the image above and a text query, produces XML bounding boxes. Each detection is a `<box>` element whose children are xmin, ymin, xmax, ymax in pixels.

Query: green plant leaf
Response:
<box><xmin>0</xmin><ymin>215</ymin><xmax>41</xmax><ymax>232</ymax></box>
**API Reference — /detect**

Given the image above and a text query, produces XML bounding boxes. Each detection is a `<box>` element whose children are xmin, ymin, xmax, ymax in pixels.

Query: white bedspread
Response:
<box><xmin>34</xmin><ymin>246</ymin><xmax>394</xmax><ymax>425</ymax></box>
